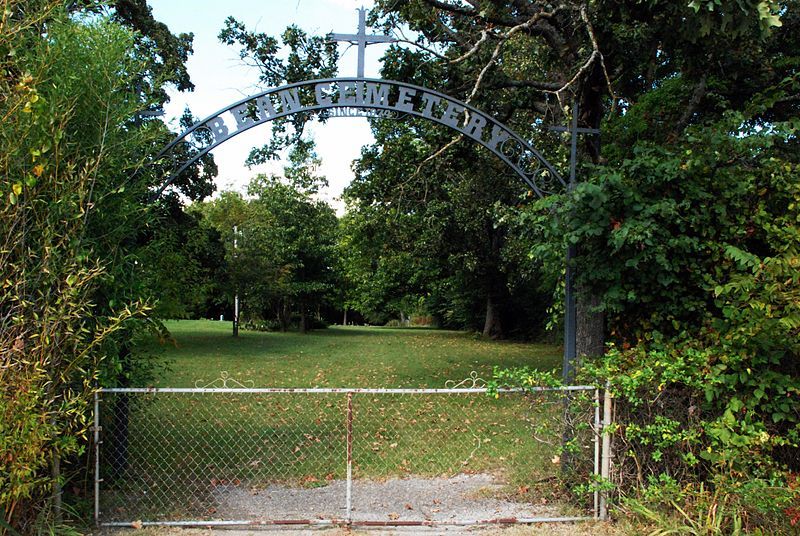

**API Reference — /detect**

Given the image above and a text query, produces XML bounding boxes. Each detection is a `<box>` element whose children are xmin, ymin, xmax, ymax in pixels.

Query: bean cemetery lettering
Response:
<box><xmin>157</xmin><ymin>78</ymin><xmax>564</xmax><ymax>198</ymax></box>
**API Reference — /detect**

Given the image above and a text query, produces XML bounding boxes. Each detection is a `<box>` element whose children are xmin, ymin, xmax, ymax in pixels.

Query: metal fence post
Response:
<box><xmin>593</xmin><ymin>388</ymin><xmax>600</xmax><ymax>519</ymax></box>
<box><xmin>599</xmin><ymin>383</ymin><xmax>613</xmax><ymax>520</ymax></box>
<box><xmin>345</xmin><ymin>392</ymin><xmax>354</xmax><ymax>524</ymax></box>
<box><xmin>94</xmin><ymin>391</ymin><xmax>101</xmax><ymax>526</ymax></box>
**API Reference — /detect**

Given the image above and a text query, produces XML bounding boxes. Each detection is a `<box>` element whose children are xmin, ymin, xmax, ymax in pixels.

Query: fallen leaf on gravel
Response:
<box><xmin>388</xmin><ymin>512</ymin><xmax>399</xmax><ymax>520</ymax></box>
<box><xmin>404</xmin><ymin>503</ymin><xmax>413</xmax><ymax>510</ymax></box>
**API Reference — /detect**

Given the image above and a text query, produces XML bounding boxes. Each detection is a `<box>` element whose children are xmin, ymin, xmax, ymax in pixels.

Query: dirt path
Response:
<box><xmin>208</xmin><ymin>474</ymin><xmax>560</xmax><ymax>523</ymax></box>
<box><xmin>105</xmin><ymin>522</ymin><xmax>622</xmax><ymax>536</ymax></box>
<box><xmin>100</xmin><ymin>474</ymin><xmax>625</xmax><ymax>535</ymax></box>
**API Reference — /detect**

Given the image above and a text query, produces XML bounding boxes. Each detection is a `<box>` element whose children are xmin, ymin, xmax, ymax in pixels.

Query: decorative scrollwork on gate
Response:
<box><xmin>194</xmin><ymin>371</ymin><xmax>255</xmax><ymax>389</ymax></box>
<box><xmin>444</xmin><ymin>371</ymin><xmax>487</xmax><ymax>389</ymax></box>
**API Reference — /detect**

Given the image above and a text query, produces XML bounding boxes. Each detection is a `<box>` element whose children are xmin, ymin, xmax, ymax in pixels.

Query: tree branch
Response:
<box><xmin>465</xmin><ymin>39</ymin><xmax>503</xmax><ymax>104</ymax></box>
<box><xmin>448</xmin><ymin>30</ymin><xmax>489</xmax><ymax>64</ymax></box>
<box><xmin>490</xmin><ymin>79</ymin><xmax>564</xmax><ymax>91</ymax></box>
<box><xmin>421</xmin><ymin>0</ymin><xmax>525</xmax><ymax>26</ymax></box>
<box><xmin>414</xmin><ymin>134</ymin><xmax>464</xmax><ymax>177</ymax></box>
<box><xmin>581</xmin><ymin>5</ymin><xmax>618</xmax><ymax>111</ymax></box>
<box><xmin>676</xmin><ymin>74</ymin><xmax>707</xmax><ymax>133</ymax></box>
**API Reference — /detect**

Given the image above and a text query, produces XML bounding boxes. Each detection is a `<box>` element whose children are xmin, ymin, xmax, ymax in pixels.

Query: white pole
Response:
<box><xmin>593</xmin><ymin>388</ymin><xmax>600</xmax><ymax>518</ymax></box>
<box><xmin>94</xmin><ymin>392</ymin><xmax>101</xmax><ymax>525</ymax></box>
<box><xmin>346</xmin><ymin>393</ymin><xmax>353</xmax><ymax>524</ymax></box>
<box><xmin>233</xmin><ymin>225</ymin><xmax>239</xmax><ymax>337</ymax></box>
<box><xmin>599</xmin><ymin>382</ymin><xmax>613</xmax><ymax>520</ymax></box>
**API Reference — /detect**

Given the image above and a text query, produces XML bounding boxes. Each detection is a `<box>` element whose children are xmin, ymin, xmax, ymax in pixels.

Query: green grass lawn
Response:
<box><xmin>147</xmin><ymin>319</ymin><xmax>562</xmax><ymax>388</ymax></box>
<box><xmin>101</xmin><ymin>321</ymin><xmax>593</xmax><ymax>521</ymax></box>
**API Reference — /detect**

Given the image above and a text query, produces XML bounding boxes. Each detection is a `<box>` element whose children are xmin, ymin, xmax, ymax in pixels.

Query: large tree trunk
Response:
<box><xmin>575</xmin><ymin>76</ymin><xmax>606</xmax><ymax>359</ymax></box>
<box><xmin>577</xmin><ymin>289</ymin><xmax>604</xmax><ymax>358</ymax></box>
<box><xmin>299</xmin><ymin>301</ymin><xmax>310</xmax><ymax>333</ymax></box>
<box><xmin>278</xmin><ymin>300</ymin><xmax>289</xmax><ymax>332</ymax></box>
<box><xmin>482</xmin><ymin>224</ymin><xmax>505</xmax><ymax>339</ymax></box>
<box><xmin>482</xmin><ymin>292</ymin><xmax>503</xmax><ymax>339</ymax></box>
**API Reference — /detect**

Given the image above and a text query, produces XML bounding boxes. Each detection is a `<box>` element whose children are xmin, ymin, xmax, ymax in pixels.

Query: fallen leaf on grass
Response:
<box><xmin>130</xmin><ymin>520</ymin><xmax>143</xmax><ymax>529</ymax></box>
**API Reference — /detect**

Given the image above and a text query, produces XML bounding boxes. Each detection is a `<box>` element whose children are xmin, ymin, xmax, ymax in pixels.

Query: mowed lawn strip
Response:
<box><xmin>147</xmin><ymin>319</ymin><xmax>561</xmax><ymax>388</ymax></box>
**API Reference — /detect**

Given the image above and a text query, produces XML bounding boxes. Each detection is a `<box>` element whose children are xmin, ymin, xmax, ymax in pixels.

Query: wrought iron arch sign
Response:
<box><xmin>151</xmin><ymin>73</ymin><xmax>591</xmax><ymax>385</ymax></box>
<box><xmin>152</xmin><ymin>77</ymin><xmax>566</xmax><ymax>199</ymax></box>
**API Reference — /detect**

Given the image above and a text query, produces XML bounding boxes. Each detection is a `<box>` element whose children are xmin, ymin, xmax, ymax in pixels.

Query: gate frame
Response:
<box><xmin>94</xmin><ymin>384</ymin><xmax>609</xmax><ymax>528</ymax></box>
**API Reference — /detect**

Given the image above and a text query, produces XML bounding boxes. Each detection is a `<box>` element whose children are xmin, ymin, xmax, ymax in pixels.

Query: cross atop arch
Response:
<box><xmin>330</xmin><ymin>7</ymin><xmax>395</xmax><ymax>77</ymax></box>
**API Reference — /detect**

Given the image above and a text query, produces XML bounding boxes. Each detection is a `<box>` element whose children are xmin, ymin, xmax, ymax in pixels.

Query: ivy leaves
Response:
<box><xmin>218</xmin><ymin>18</ymin><xmax>339</xmax><ymax>163</ymax></box>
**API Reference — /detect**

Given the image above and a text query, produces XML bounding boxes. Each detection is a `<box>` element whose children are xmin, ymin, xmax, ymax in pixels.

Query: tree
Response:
<box><xmin>461</xmin><ymin>1</ymin><xmax>799</xmax><ymax>524</ymax></box>
<box><xmin>342</xmin><ymin>110</ymin><xmax>549</xmax><ymax>337</ymax></box>
<box><xmin>363</xmin><ymin>0</ymin><xmax>794</xmax><ymax>354</ymax></box>
<box><xmin>246</xmin><ymin>173</ymin><xmax>338</xmax><ymax>332</ymax></box>
<box><xmin>218</xmin><ymin>19</ymin><xmax>338</xmax><ymax>162</ymax></box>
<box><xmin>1</xmin><ymin>1</ymin><xmax>210</xmax><ymax>528</ymax></box>
<box><xmin>196</xmin><ymin>145</ymin><xmax>338</xmax><ymax>332</ymax></box>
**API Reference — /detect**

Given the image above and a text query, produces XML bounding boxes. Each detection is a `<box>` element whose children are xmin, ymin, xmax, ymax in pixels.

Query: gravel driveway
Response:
<box><xmin>211</xmin><ymin>474</ymin><xmax>560</xmax><ymax>523</ymax></box>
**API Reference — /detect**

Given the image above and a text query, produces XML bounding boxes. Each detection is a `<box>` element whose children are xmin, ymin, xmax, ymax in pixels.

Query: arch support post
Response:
<box><xmin>552</xmin><ymin>101</ymin><xmax>599</xmax><ymax>382</ymax></box>
<box><xmin>563</xmin><ymin>244</ymin><xmax>577</xmax><ymax>383</ymax></box>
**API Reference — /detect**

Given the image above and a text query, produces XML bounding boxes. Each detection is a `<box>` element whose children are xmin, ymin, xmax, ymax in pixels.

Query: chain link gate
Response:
<box><xmin>94</xmin><ymin>379</ymin><xmax>601</xmax><ymax>528</ymax></box>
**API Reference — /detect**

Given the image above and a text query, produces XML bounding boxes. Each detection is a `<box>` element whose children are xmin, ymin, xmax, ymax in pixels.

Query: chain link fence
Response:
<box><xmin>94</xmin><ymin>382</ymin><xmax>600</xmax><ymax>527</ymax></box>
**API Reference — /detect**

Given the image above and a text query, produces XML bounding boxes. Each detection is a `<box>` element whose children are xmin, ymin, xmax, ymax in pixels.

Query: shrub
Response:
<box><xmin>0</xmin><ymin>7</ymin><xmax>162</xmax><ymax>530</ymax></box>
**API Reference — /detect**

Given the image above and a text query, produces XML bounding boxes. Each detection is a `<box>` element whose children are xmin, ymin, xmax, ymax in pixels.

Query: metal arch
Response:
<box><xmin>152</xmin><ymin>77</ymin><xmax>566</xmax><ymax>200</ymax></box>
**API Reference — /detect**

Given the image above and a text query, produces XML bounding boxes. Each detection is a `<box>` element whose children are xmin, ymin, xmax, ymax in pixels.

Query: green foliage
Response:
<box><xmin>140</xmin><ymin>206</ymin><xmax>228</xmax><ymax>319</ymax></box>
<box><xmin>509</xmin><ymin>112</ymin><xmax>798</xmax><ymax>344</ymax></box>
<box><xmin>217</xmin><ymin>19</ymin><xmax>338</xmax><ymax>163</ymax></box>
<box><xmin>0</xmin><ymin>1</ymin><xmax>204</xmax><ymax>529</ymax></box>
<box><xmin>579</xmin><ymin>329</ymin><xmax>799</xmax><ymax>530</ymax></box>
<box><xmin>488</xmin><ymin>367</ymin><xmax>563</xmax><ymax>393</ymax></box>
<box><xmin>0</xmin><ymin>9</ymin><xmax>151</xmax><ymax>527</ymax></box>
<box><xmin>195</xmin><ymin>155</ymin><xmax>338</xmax><ymax>332</ymax></box>
<box><xmin>340</xmin><ymin>113</ymin><xmax>552</xmax><ymax>337</ymax></box>
<box><xmin>624</xmin><ymin>477</ymin><xmax>798</xmax><ymax>535</ymax></box>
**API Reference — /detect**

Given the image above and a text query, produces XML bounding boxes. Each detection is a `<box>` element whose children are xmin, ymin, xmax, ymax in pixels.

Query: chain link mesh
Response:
<box><xmin>97</xmin><ymin>388</ymin><xmax>596</xmax><ymax>525</ymax></box>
